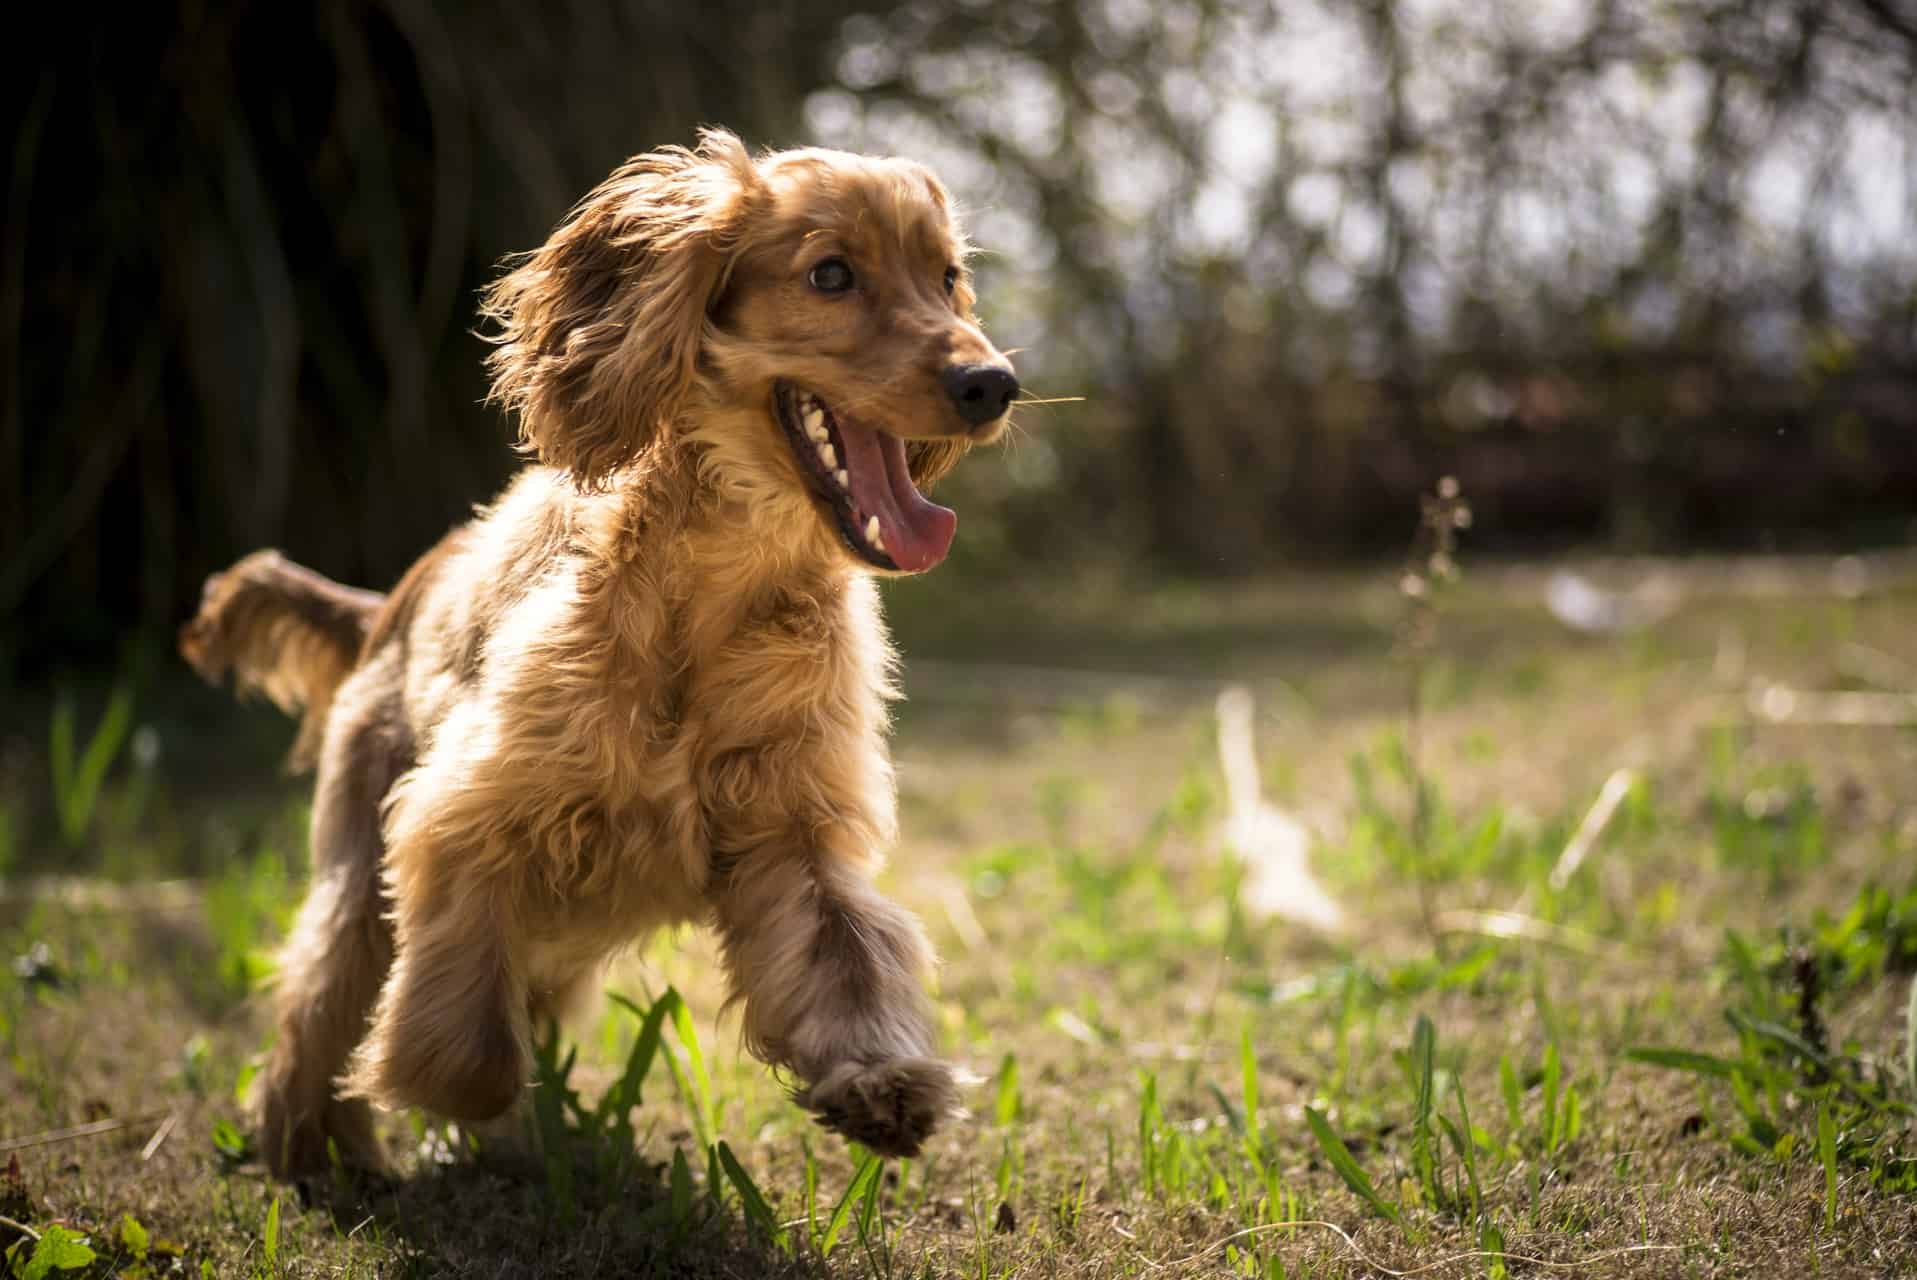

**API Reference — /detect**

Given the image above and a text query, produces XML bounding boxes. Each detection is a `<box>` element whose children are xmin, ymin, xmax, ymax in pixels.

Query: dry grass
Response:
<box><xmin>4</xmin><ymin>557</ymin><xmax>1917</xmax><ymax>1277</ymax></box>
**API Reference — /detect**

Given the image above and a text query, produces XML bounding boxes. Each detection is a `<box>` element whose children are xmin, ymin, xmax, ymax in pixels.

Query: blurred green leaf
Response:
<box><xmin>1304</xmin><ymin>1107</ymin><xmax>1398</xmax><ymax>1223</ymax></box>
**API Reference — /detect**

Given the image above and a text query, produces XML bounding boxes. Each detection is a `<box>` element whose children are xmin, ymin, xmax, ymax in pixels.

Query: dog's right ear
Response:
<box><xmin>482</xmin><ymin>129</ymin><xmax>760</xmax><ymax>489</ymax></box>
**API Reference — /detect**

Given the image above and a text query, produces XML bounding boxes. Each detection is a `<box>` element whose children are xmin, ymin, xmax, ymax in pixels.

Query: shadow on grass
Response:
<box><xmin>301</xmin><ymin>1149</ymin><xmax>820</xmax><ymax>1280</ymax></box>
<box><xmin>288</xmin><ymin>990</ymin><xmax>837</xmax><ymax>1278</ymax></box>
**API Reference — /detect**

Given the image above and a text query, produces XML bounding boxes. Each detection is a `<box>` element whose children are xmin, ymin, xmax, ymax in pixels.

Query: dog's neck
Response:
<box><xmin>586</xmin><ymin>446</ymin><xmax>863</xmax><ymax>651</ymax></box>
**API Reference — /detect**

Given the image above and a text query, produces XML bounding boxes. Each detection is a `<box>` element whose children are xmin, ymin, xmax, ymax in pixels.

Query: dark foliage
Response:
<box><xmin>3</xmin><ymin>2</ymin><xmax>864</xmax><ymax>678</ymax></box>
<box><xmin>6</xmin><ymin>1</ymin><xmax>1916</xmax><ymax>682</ymax></box>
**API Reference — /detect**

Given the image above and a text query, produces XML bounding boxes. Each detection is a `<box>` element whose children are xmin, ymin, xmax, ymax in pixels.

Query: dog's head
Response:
<box><xmin>483</xmin><ymin>129</ymin><xmax>1017</xmax><ymax>574</ymax></box>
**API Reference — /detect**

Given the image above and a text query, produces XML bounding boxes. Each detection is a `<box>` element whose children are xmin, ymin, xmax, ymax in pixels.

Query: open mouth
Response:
<box><xmin>774</xmin><ymin>381</ymin><xmax>957</xmax><ymax>573</ymax></box>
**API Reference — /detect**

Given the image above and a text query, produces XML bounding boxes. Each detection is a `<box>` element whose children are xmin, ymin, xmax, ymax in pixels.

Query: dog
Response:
<box><xmin>179</xmin><ymin>129</ymin><xmax>1018</xmax><ymax>1177</ymax></box>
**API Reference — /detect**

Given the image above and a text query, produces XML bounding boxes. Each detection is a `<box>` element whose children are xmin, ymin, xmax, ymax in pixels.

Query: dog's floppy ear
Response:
<box><xmin>483</xmin><ymin>129</ymin><xmax>759</xmax><ymax>489</ymax></box>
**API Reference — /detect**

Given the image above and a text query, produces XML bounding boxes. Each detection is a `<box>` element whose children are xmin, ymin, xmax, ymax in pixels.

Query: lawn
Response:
<box><xmin>4</xmin><ymin>554</ymin><xmax>1917</xmax><ymax>1278</ymax></box>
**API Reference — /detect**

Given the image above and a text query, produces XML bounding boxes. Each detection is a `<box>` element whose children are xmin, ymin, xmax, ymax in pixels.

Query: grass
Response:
<box><xmin>4</xmin><ymin>554</ymin><xmax>1917</xmax><ymax>1276</ymax></box>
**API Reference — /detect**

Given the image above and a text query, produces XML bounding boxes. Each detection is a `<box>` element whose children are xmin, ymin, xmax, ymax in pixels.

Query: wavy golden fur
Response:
<box><xmin>182</xmin><ymin>129</ymin><xmax>1019</xmax><ymax>1177</ymax></box>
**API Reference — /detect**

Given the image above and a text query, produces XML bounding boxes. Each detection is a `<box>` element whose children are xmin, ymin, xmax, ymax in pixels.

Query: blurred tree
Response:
<box><xmin>818</xmin><ymin>0</ymin><xmax>1917</xmax><ymax>567</ymax></box>
<box><xmin>2</xmin><ymin>1</ymin><xmax>868</xmax><ymax>677</ymax></box>
<box><xmin>5</xmin><ymin>0</ymin><xmax>1916</xmax><ymax>680</ymax></box>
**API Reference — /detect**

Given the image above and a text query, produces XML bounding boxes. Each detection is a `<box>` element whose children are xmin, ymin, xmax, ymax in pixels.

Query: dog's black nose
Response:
<box><xmin>941</xmin><ymin>363</ymin><xmax>1019</xmax><ymax>427</ymax></box>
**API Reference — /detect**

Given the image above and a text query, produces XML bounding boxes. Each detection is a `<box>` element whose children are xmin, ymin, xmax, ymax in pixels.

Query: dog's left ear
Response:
<box><xmin>483</xmin><ymin>129</ymin><xmax>760</xmax><ymax>489</ymax></box>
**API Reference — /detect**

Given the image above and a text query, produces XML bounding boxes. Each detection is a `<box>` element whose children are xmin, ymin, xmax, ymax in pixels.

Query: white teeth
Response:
<box><xmin>803</xmin><ymin>407</ymin><xmax>827</xmax><ymax>440</ymax></box>
<box><xmin>817</xmin><ymin>442</ymin><xmax>836</xmax><ymax>468</ymax></box>
<box><xmin>835</xmin><ymin>468</ymin><xmax>849</xmax><ymax>488</ymax></box>
<box><xmin>865</xmin><ymin>515</ymin><xmax>882</xmax><ymax>549</ymax></box>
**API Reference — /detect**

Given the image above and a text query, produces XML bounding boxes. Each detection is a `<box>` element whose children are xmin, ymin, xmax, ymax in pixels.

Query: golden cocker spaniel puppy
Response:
<box><xmin>180</xmin><ymin>129</ymin><xmax>1018</xmax><ymax>1177</ymax></box>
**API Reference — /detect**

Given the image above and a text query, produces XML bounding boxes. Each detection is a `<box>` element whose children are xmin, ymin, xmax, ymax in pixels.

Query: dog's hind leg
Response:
<box><xmin>253</xmin><ymin>664</ymin><xmax>409</xmax><ymax>1178</ymax></box>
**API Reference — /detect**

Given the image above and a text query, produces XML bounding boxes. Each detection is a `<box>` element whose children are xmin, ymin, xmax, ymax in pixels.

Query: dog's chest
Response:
<box><xmin>578</xmin><ymin>577</ymin><xmax>878</xmax><ymax>803</ymax></box>
<box><xmin>510</xmin><ymin>571</ymin><xmax>897</xmax><ymax>955</ymax></box>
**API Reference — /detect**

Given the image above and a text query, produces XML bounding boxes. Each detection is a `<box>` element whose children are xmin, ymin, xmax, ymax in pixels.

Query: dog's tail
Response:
<box><xmin>180</xmin><ymin>550</ymin><xmax>387</xmax><ymax>770</ymax></box>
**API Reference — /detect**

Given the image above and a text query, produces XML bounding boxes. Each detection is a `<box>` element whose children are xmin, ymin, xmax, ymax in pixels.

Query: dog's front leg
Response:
<box><xmin>342</xmin><ymin>831</ymin><xmax>532</xmax><ymax>1126</ymax></box>
<box><xmin>712</xmin><ymin>851</ymin><xmax>958</xmax><ymax>1157</ymax></box>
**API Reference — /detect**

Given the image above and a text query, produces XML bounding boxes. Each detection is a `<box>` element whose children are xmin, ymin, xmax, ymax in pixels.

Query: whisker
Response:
<box><xmin>1013</xmin><ymin>396</ymin><xmax>1086</xmax><ymax>406</ymax></box>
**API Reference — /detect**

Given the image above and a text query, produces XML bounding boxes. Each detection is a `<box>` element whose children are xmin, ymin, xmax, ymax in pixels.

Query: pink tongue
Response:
<box><xmin>834</xmin><ymin>421</ymin><xmax>956</xmax><ymax>572</ymax></box>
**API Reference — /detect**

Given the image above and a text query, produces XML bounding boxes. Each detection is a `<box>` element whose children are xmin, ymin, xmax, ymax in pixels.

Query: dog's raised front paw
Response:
<box><xmin>796</xmin><ymin>1056</ymin><xmax>958</xmax><ymax>1158</ymax></box>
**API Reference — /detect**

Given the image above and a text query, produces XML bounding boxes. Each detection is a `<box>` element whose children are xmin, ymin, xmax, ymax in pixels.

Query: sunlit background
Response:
<box><xmin>6</xmin><ymin>0</ymin><xmax>1915</xmax><ymax>677</ymax></box>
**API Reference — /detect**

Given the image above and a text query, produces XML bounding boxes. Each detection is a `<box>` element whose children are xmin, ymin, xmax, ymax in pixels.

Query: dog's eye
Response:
<box><xmin>942</xmin><ymin>265</ymin><xmax>960</xmax><ymax>296</ymax></box>
<box><xmin>808</xmin><ymin>258</ymin><xmax>855</xmax><ymax>294</ymax></box>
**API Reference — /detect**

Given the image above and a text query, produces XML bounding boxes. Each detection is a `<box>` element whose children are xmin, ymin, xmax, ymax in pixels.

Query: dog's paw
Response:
<box><xmin>343</xmin><ymin>1013</ymin><xmax>525</xmax><ymax>1124</ymax></box>
<box><xmin>796</xmin><ymin>1057</ymin><xmax>958</xmax><ymax>1158</ymax></box>
<box><xmin>253</xmin><ymin>1081</ymin><xmax>389</xmax><ymax>1180</ymax></box>
<box><xmin>321</xmin><ymin>1097</ymin><xmax>393</xmax><ymax>1175</ymax></box>
<box><xmin>253</xmin><ymin>1088</ymin><xmax>332</xmax><ymax>1179</ymax></box>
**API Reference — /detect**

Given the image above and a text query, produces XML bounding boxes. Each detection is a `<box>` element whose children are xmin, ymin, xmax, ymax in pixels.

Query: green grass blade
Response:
<box><xmin>1208</xmin><ymin>1082</ymin><xmax>1246</xmax><ymax>1137</ymax></box>
<box><xmin>855</xmin><ymin>1148</ymin><xmax>883</xmax><ymax>1242</ymax></box>
<box><xmin>717</xmin><ymin>1141</ymin><xmax>788</xmax><ymax>1255</ymax></box>
<box><xmin>663</xmin><ymin>990</ymin><xmax>716</xmax><ymax>1143</ymax></box>
<box><xmin>211</xmin><ymin>1118</ymin><xmax>250</xmax><ymax>1162</ymax></box>
<box><xmin>1138</xmin><ymin>1072</ymin><xmax>1161</xmax><ymax>1197</ymax></box>
<box><xmin>1449</xmin><ymin>1073</ymin><xmax>1479</xmax><ymax>1188</ymax></box>
<box><xmin>1304</xmin><ymin>1106</ymin><xmax>1398</xmax><ymax>1223</ymax></box>
<box><xmin>1724</xmin><ymin>929</ymin><xmax>1769</xmax><ymax>1014</ymax></box>
<box><xmin>1241</xmin><ymin>1028</ymin><xmax>1263</xmax><ymax>1156</ymax></box>
<box><xmin>1436</xmin><ymin>1115</ymin><xmax>1471</xmax><ymax>1205</ymax></box>
<box><xmin>1447</xmin><ymin>1076</ymin><xmax>1483</xmax><ymax>1222</ymax></box>
<box><xmin>646</xmin><ymin>989</ymin><xmax>713</xmax><ymax>1146</ymax></box>
<box><xmin>661</xmin><ymin>1007</ymin><xmax>694</xmax><ymax>1101</ymax></box>
<box><xmin>1907</xmin><ymin>974</ymin><xmax>1917</xmax><ymax>1103</ymax></box>
<box><xmin>66</xmin><ymin>683</ymin><xmax>133</xmax><ymax>845</ymax></box>
<box><xmin>262</xmin><ymin>1195</ymin><xmax>280</xmax><ymax>1267</ymax></box>
<box><xmin>822</xmin><ymin>1150</ymin><xmax>882</xmax><ymax>1258</ymax></box>
<box><xmin>1726</xmin><ymin>1010</ymin><xmax>1831</xmax><ymax>1070</ymax></box>
<box><xmin>1541</xmin><ymin>1042</ymin><xmax>1561</xmax><ymax>1153</ymax></box>
<box><xmin>669</xmin><ymin>1147</ymin><xmax>693</xmax><ymax>1225</ymax></box>
<box><xmin>1623</xmin><ymin>1047</ymin><xmax>1745</xmax><ymax>1078</ymax></box>
<box><xmin>1411</xmin><ymin>1016</ymin><xmax>1436</xmax><ymax>1126</ymax></box>
<box><xmin>602</xmin><ymin>991</ymin><xmax>670</xmax><ymax>1118</ymax></box>
<box><xmin>1818</xmin><ymin>1103</ymin><xmax>1838</xmax><ymax>1230</ymax></box>
<box><xmin>1410</xmin><ymin>1014</ymin><xmax>1438</xmax><ymax>1202</ymax></box>
<box><xmin>801</xmin><ymin>1135</ymin><xmax>819</xmax><ymax>1251</ymax></box>
<box><xmin>994</xmin><ymin>1052</ymin><xmax>1021</xmax><ymax>1126</ymax></box>
<box><xmin>1480</xmin><ymin>1215</ymin><xmax>1508</xmax><ymax>1280</ymax></box>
